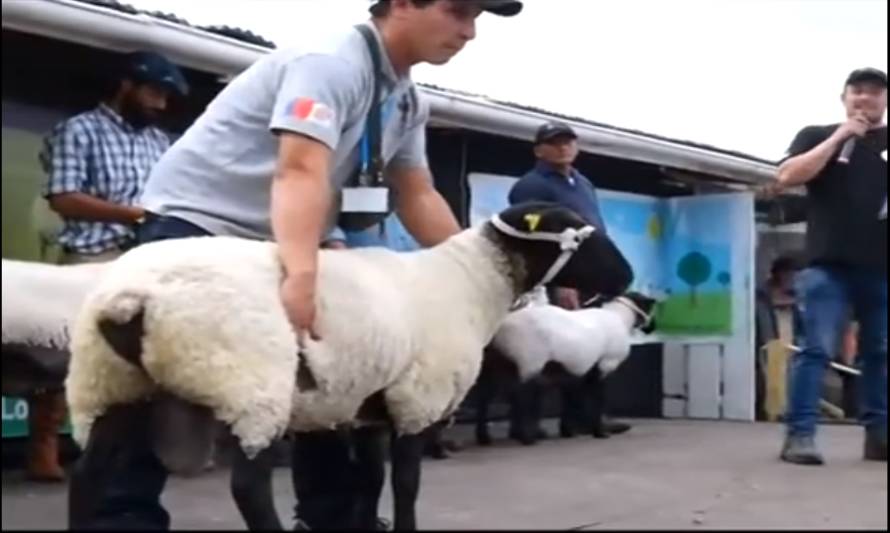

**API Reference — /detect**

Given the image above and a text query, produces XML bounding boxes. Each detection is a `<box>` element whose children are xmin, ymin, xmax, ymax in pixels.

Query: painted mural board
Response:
<box><xmin>468</xmin><ymin>172</ymin><xmax>753</xmax><ymax>337</ymax></box>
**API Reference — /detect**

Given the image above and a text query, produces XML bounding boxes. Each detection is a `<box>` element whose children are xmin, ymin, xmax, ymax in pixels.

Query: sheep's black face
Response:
<box><xmin>624</xmin><ymin>291</ymin><xmax>658</xmax><ymax>334</ymax></box>
<box><xmin>489</xmin><ymin>202</ymin><xmax>633</xmax><ymax>297</ymax></box>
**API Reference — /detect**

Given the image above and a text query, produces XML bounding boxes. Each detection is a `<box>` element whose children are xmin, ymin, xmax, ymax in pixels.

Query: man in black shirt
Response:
<box><xmin>775</xmin><ymin>67</ymin><xmax>887</xmax><ymax>465</ymax></box>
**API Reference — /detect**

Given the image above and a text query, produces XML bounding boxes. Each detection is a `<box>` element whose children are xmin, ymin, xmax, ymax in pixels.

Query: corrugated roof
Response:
<box><xmin>66</xmin><ymin>0</ymin><xmax>773</xmax><ymax>165</ymax></box>
<box><xmin>75</xmin><ymin>0</ymin><xmax>277</xmax><ymax>48</ymax></box>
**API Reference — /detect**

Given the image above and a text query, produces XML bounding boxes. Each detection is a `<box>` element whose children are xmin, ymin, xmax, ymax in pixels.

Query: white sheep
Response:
<box><xmin>2</xmin><ymin>259</ymin><xmax>107</xmax><ymax>396</ymax></box>
<box><xmin>65</xmin><ymin>202</ymin><xmax>634</xmax><ymax>530</ymax></box>
<box><xmin>475</xmin><ymin>290</ymin><xmax>657</xmax><ymax>445</ymax></box>
<box><xmin>492</xmin><ymin>290</ymin><xmax>657</xmax><ymax>380</ymax></box>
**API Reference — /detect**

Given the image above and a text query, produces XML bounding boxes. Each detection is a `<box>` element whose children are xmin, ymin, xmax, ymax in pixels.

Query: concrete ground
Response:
<box><xmin>2</xmin><ymin>419</ymin><xmax>886</xmax><ymax>530</ymax></box>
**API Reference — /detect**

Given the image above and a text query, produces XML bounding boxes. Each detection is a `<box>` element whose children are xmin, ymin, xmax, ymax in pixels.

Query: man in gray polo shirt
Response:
<box><xmin>78</xmin><ymin>0</ymin><xmax>523</xmax><ymax>530</ymax></box>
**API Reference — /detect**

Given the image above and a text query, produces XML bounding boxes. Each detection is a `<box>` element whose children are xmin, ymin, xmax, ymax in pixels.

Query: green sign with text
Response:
<box><xmin>2</xmin><ymin>396</ymin><xmax>71</xmax><ymax>438</ymax></box>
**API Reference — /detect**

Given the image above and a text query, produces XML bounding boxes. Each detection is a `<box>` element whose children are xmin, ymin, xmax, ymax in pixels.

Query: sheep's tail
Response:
<box><xmin>94</xmin><ymin>289</ymin><xmax>149</xmax><ymax>370</ymax></box>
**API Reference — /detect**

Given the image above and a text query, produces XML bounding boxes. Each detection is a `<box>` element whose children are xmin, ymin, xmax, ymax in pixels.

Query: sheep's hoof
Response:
<box><xmin>513</xmin><ymin>430</ymin><xmax>538</xmax><ymax>446</ymax></box>
<box><xmin>475</xmin><ymin>431</ymin><xmax>492</xmax><ymax>446</ymax></box>
<box><xmin>426</xmin><ymin>446</ymin><xmax>450</xmax><ymax>460</ymax></box>
<box><xmin>559</xmin><ymin>424</ymin><xmax>576</xmax><ymax>439</ymax></box>
<box><xmin>605</xmin><ymin>420</ymin><xmax>632</xmax><ymax>435</ymax></box>
<box><xmin>592</xmin><ymin>429</ymin><xmax>611</xmax><ymax>439</ymax></box>
<box><xmin>424</xmin><ymin>438</ymin><xmax>451</xmax><ymax>460</ymax></box>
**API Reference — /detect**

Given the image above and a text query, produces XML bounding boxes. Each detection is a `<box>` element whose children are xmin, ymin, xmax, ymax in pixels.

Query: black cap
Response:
<box><xmin>122</xmin><ymin>51</ymin><xmax>189</xmax><ymax>96</ymax></box>
<box><xmin>479</xmin><ymin>0</ymin><xmax>523</xmax><ymax>16</ymax></box>
<box><xmin>845</xmin><ymin>67</ymin><xmax>887</xmax><ymax>88</ymax></box>
<box><xmin>370</xmin><ymin>0</ymin><xmax>521</xmax><ymax>17</ymax></box>
<box><xmin>535</xmin><ymin>121</ymin><xmax>578</xmax><ymax>144</ymax></box>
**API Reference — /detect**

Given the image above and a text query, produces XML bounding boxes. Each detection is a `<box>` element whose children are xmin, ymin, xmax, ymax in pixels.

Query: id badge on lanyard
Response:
<box><xmin>342</xmin><ymin>24</ymin><xmax>390</xmax><ymax>215</ymax></box>
<box><xmin>342</xmin><ymin>124</ymin><xmax>389</xmax><ymax>213</ymax></box>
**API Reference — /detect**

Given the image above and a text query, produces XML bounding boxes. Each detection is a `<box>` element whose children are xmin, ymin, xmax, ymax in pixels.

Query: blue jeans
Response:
<box><xmin>786</xmin><ymin>265</ymin><xmax>888</xmax><ymax>437</ymax></box>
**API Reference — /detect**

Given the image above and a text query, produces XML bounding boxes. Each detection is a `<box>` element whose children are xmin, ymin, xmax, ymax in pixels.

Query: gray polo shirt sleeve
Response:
<box><xmin>386</xmin><ymin>97</ymin><xmax>430</xmax><ymax>172</ymax></box>
<box><xmin>269</xmin><ymin>54</ymin><xmax>362</xmax><ymax>150</ymax></box>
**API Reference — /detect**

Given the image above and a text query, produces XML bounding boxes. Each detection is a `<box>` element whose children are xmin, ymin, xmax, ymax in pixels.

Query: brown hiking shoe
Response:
<box><xmin>25</xmin><ymin>391</ymin><xmax>67</xmax><ymax>482</ymax></box>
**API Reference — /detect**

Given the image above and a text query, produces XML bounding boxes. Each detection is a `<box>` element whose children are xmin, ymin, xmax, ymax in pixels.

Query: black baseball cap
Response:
<box><xmin>369</xmin><ymin>0</ymin><xmax>522</xmax><ymax>17</ymax></box>
<box><xmin>122</xmin><ymin>51</ymin><xmax>189</xmax><ymax>97</ymax></box>
<box><xmin>845</xmin><ymin>67</ymin><xmax>887</xmax><ymax>88</ymax></box>
<box><xmin>535</xmin><ymin>121</ymin><xmax>578</xmax><ymax>144</ymax></box>
<box><xmin>478</xmin><ymin>0</ymin><xmax>523</xmax><ymax>16</ymax></box>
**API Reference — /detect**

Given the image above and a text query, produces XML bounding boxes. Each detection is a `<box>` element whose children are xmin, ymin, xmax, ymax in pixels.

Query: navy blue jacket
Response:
<box><xmin>508</xmin><ymin>161</ymin><xmax>607</xmax><ymax>233</ymax></box>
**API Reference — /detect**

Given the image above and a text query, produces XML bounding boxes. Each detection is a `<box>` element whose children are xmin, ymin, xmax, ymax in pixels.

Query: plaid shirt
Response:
<box><xmin>40</xmin><ymin>104</ymin><xmax>170</xmax><ymax>254</ymax></box>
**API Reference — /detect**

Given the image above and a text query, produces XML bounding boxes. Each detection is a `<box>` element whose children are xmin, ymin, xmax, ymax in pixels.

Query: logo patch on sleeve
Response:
<box><xmin>287</xmin><ymin>97</ymin><xmax>335</xmax><ymax>127</ymax></box>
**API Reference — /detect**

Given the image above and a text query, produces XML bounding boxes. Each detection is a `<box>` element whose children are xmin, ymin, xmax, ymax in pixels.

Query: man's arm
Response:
<box><xmin>390</xmin><ymin>166</ymin><xmax>461</xmax><ymax>247</ymax></box>
<box><xmin>776</xmin><ymin>116</ymin><xmax>869</xmax><ymax>188</ymax></box>
<box><xmin>270</xmin><ymin>133</ymin><xmax>332</xmax><ymax>282</ymax></box>
<box><xmin>386</xmin><ymin>99</ymin><xmax>460</xmax><ymax>247</ymax></box>
<box><xmin>41</xmin><ymin>122</ymin><xmax>144</xmax><ymax>223</ymax></box>
<box><xmin>48</xmin><ymin>193</ymin><xmax>144</xmax><ymax>224</ymax></box>
<box><xmin>267</xmin><ymin>54</ymin><xmax>361</xmax><ymax>335</ymax></box>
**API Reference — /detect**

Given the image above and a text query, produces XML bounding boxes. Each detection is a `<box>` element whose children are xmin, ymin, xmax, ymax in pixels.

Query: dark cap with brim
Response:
<box><xmin>535</xmin><ymin>121</ymin><xmax>578</xmax><ymax>144</ymax></box>
<box><xmin>479</xmin><ymin>0</ymin><xmax>523</xmax><ymax>16</ymax></box>
<box><xmin>123</xmin><ymin>51</ymin><xmax>190</xmax><ymax>97</ymax></box>
<box><xmin>845</xmin><ymin>67</ymin><xmax>887</xmax><ymax>88</ymax></box>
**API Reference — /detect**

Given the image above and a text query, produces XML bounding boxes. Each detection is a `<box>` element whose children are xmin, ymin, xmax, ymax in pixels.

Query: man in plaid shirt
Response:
<box><xmin>26</xmin><ymin>51</ymin><xmax>187</xmax><ymax>484</ymax></box>
<box><xmin>40</xmin><ymin>50</ymin><xmax>188</xmax><ymax>264</ymax></box>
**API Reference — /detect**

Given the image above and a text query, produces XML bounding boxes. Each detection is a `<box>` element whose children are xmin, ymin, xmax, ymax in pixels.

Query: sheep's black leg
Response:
<box><xmin>231</xmin><ymin>442</ymin><xmax>283</xmax><ymax>530</ymax></box>
<box><xmin>68</xmin><ymin>402</ymin><xmax>170</xmax><ymax>530</ymax></box>
<box><xmin>559</xmin><ymin>379</ymin><xmax>584</xmax><ymax>438</ymax></box>
<box><xmin>586</xmin><ymin>366</ymin><xmax>609</xmax><ymax>439</ymax></box>
<box><xmin>291</xmin><ymin>430</ymin><xmax>358</xmax><ymax>530</ymax></box>
<box><xmin>391</xmin><ymin>432</ymin><xmax>424</xmax><ymax>531</ymax></box>
<box><xmin>353</xmin><ymin>426</ymin><xmax>388</xmax><ymax>530</ymax></box>
<box><xmin>422</xmin><ymin>422</ymin><xmax>452</xmax><ymax>460</ymax></box>
<box><xmin>474</xmin><ymin>361</ymin><xmax>496</xmax><ymax>446</ymax></box>
<box><xmin>530</xmin><ymin>382</ymin><xmax>549</xmax><ymax>440</ymax></box>
<box><xmin>68</xmin><ymin>409</ymin><xmax>125</xmax><ymax>529</ymax></box>
<box><xmin>509</xmin><ymin>381</ymin><xmax>540</xmax><ymax>446</ymax></box>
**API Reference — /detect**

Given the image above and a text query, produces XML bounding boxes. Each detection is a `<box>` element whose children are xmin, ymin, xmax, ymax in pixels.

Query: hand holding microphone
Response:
<box><xmin>836</xmin><ymin>113</ymin><xmax>870</xmax><ymax>164</ymax></box>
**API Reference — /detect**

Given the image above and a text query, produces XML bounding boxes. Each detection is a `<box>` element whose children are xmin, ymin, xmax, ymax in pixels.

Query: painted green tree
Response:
<box><xmin>677</xmin><ymin>251</ymin><xmax>712</xmax><ymax>306</ymax></box>
<box><xmin>717</xmin><ymin>271</ymin><xmax>731</xmax><ymax>288</ymax></box>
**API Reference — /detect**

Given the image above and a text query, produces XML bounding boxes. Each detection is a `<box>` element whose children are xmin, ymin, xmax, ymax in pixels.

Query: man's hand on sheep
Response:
<box><xmin>281</xmin><ymin>270</ymin><xmax>321</xmax><ymax>343</ymax></box>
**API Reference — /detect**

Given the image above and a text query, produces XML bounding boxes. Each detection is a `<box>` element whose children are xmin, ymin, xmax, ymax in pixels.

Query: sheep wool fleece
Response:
<box><xmin>67</xmin><ymin>231</ymin><xmax>516</xmax><ymax>458</ymax></box>
<box><xmin>491</xmin><ymin>300</ymin><xmax>639</xmax><ymax>381</ymax></box>
<box><xmin>2</xmin><ymin>259</ymin><xmax>108</xmax><ymax>350</ymax></box>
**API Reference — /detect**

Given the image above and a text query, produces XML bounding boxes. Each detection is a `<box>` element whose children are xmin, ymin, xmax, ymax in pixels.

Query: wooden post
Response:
<box><xmin>762</xmin><ymin>306</ymin><xmax>798</xmax><ymax>422</ymax></box>
<box><xmin>764</xmin><ymin>339</ymin><xmax>791</xmax><ymax>422</ymax></box>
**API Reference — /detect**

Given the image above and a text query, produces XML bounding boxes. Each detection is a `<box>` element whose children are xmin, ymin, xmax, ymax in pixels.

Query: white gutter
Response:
<box><xmin>3</xmin><ymin>0</ymin><xmax>777</xmax><ymax>185</ymax></box>
<box><xmin>1</xmin><ymin>0</ymin><xmax>267</xmax><ymax>75</ymax></box>
<box><xmin>424</xmin><ymin>86</ymin><xmax>777</xmax><ymax>184</ymax></box>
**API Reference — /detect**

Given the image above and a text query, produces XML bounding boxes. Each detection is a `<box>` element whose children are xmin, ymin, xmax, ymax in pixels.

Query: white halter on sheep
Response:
<box><xmin>489</xmin><ymin>214</ymin><xmax>596</xmax><ymax>290</ymax></box>
<box><xmin>66</xmin><ymin>202</ymin><xmax>633</xmax><ymax>462</ymax></box>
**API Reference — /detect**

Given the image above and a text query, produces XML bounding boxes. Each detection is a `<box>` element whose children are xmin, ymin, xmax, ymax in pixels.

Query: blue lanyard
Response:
<box><xmin>359</xmin><ymin>97</ymin><xmax>395</xmax><ymax>176</ymax></box>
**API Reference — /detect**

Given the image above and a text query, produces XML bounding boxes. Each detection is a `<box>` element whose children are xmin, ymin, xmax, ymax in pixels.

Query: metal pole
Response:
<box><xmin>786</xmin><ymin>344</ymin><xmax>862</xmax><ymax>376</ymax></box>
